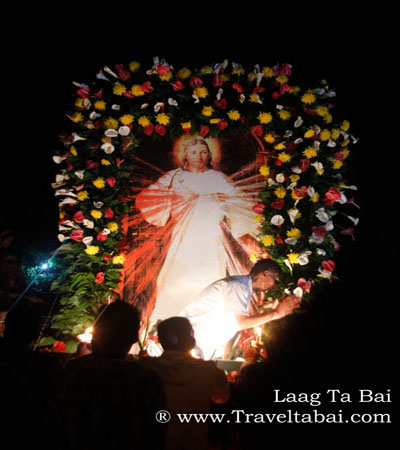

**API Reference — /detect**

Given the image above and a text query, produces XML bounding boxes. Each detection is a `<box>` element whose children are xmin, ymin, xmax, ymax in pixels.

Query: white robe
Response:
<box><xmin>136</xmin><ymin>168</ymin><xmax>255</xmax><ymax>323</ymax></box>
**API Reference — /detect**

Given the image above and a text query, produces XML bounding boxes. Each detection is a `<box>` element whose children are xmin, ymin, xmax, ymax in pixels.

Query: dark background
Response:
<box><xmin>1</xmin><ymin>14</ymin><xmax>397</xmax><ymax>437</ymax></box>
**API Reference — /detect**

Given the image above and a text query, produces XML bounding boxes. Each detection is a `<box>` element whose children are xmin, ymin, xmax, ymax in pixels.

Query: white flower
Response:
<box><xmin>292</xmin><ymin>166</ymin><xmax>302</xmax><ymax>174</ymax></box>
<box><xmin>345</xmin><ymin>215</ymin><xmax>359</xmax><ymax>225</ymax></box>
<box><xmin>285</xmin><ymin>238</ymin><xmax>298</xmax><ymax>246</ymax></box>
<box><xmin>53</xmin><ymin>156</ymin><xmax>66</xmax><ymax>164</ymax></box>
<box><xmin>276</xmin><ymin>173</ymin><xmax>285</xmax><ymax>183</ymax></box>
<box><xmin>327</xmin><ymin>139</ymin><xmax>336</xmax><ymax>148</ymax></box>
<box><xmin>72</xmin><ymin>133</ymin><xmax>86</xmax><ymax>142</ymax></box>
<box><xmin>298</xmin><ymin>251</ymin><xmax>311</xmax><ymax>266</ymax></box>
<box><xmin>293</xmin><ymin>287</ymin><xmax>303</xmax><ymax>298</ymax></box>
<box><xmin>311</xmin><ymin>161</ymin><xmax>324</xmax><ymax>172</ymax></box>
<box><xmin>118</xmin><ymin>126</ymin><xmax>131</xmax><ymax>136</ymax></box>
<box><xmin>105</xmin><ymin>129</ymin><xmax>118</xmax><ymax>137</ymax></box>
<box><xmin>58</xmin><ymin>234</ymin><xmax>69</xmax><ymax>242</ymax></box>
<box><xmin>101</xmin><ymin>228</ymin><xmax>111</xmax><ymax>235</ymax></box>
<box><xmin>337</xmin><ymin>192</ymin><xmax>348</xmax><ymax>204</ymax></box>
<box><xmin>271</xmin><ymin>215</ymin><xmax>285</xmax><ymax>226</ymax></box>
<box><xmin>325</xmin><ymin>220</ymin><xmax>334</xmax><ymax>231</ymax></box>
<box><xmin>288</xmin><ymin>209</ymin><xmax>299</xmax><ymax>224</ymax></box>
<box><xmin>307</xmin><ymin>186</ymin><xmax>316</xmax><ymax>197</ymax></box>
<box><xmin>318</xmin><ymin>268</ymin><xmax>333</xmax><ymax>279</ymax></box>
<box><xmin>89</xmin><ymin>111</ymin><xmax>102</xmax><ymax>119</ymax></box>
<box><xmin>101</xmin><ymin>142</ymin><xmax>115</xmax><ymax>154</ymax></box>
<box><xmin>154</xmin><ymin>102</ymin><xmax>164</xmax><ymax>113</ymax></box>
<box><xmin>83</xmin><ymin>219</ymin><xmax>94</xmax><ymax>229</ymax></box>
<box><xmin>316</xmin><ymin>248</ymin><xmax>326</xmax><ymax>256</ymax></box>
<box><xmin>294</xmin><ymin>116</ymin><xmax>303</xmax><ymax>128</ymax></box>
<box><xmin>112</xmin><ymin>104</ymin><xmax>121</xmax><ymax>111</ymax></box>
<box><xmin>93</xmin><ymin>201</ymin><xmax>103</xmax><ymax>208</ymax></box>
<box><xmin>82</xmin><ymin>237</ymin><xmax>93</xmax><ymax>247</ymax></box>
<box><xmin>168</xmin><ymin>98</ymin><xmax>178</xmax><ymax>107</ymax></box>
<box><xmin>316</xmin><ymin>207</ymin><xmax>329</xmax><ymax>223</ymax></box>
<box><xmin>311</xmin><ymin>233</ymin><xmax>324</xmax><ymax>244</ymax></box>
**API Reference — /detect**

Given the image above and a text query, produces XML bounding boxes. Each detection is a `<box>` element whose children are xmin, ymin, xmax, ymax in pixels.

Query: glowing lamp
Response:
<box><xmin>77</xmin><ymin>326</ymin><xmax>93</xmax><ymax>343</ymax></box>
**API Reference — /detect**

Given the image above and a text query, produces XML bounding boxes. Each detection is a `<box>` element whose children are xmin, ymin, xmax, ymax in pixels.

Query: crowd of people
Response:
<box><xmin>1</xmin><ymin>228</ymin><xmax>303</xmax><ymax>449</ymax></box>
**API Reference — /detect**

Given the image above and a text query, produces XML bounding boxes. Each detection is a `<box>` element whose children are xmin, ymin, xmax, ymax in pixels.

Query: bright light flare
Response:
<box><xmin>77</xmin><ymin>326</ymin><xmax>93</xmax><ymax>343</ymax></box>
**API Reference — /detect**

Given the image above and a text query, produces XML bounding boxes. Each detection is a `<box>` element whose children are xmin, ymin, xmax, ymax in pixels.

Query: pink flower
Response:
<box><xmin>297</xmin><ymin>278</ymin><xmax>312</xmax><ymax>293</ymax></box>
<box><xmin>114</xmin><ymin>64</ymin><xmax>131</xmax><ymax>81</ymax></box>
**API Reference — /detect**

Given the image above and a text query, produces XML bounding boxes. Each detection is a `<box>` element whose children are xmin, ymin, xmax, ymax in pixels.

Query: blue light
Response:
<box><xmin>41</xmin><ymin>263</ymin><xmax>49</xmax><ymax>270</ymax></box>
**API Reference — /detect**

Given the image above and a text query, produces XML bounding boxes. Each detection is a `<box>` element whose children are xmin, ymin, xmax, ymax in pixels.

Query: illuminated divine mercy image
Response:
<box><xmin>119</xmin><ymin>134</ymin><xmax>266</xmax><ymax>324</ymax></box>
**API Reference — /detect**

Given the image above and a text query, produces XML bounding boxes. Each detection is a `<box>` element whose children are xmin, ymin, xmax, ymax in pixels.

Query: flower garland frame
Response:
<box><xmin>49</xmin><ymin>57</ymin><xmax>358</xmax><ymax>353</ymax></box>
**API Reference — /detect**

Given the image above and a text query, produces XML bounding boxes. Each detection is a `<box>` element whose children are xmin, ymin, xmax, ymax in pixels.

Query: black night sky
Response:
<box><xmin>1</xmin><ymin>14</ymin><xmax>397</xmax><ymax>436</ymax></box>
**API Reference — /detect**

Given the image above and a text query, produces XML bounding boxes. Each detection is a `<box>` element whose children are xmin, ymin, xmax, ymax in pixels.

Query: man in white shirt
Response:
<box><xmin>179</xmin><ymin>259</ymin><xmax>301</xmax><ymax>359</ymax></box>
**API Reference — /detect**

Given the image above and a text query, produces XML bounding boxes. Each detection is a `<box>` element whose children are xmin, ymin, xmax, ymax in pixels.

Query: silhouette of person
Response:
<box><xmin>46</xmin><ymin>300</ymin><xmax>167</xmax><ymax>450</ymax></box>
<box><xmin>139</xmin><ymin>316</ymin><xmax>229</xmax><ymax>450</ymax></box>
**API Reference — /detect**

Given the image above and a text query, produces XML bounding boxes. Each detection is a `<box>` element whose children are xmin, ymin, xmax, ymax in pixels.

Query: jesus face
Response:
<box><xmin>184</xmin><ymin>143</ymin><xmax>211</xmax><ymax>171</ymax></box>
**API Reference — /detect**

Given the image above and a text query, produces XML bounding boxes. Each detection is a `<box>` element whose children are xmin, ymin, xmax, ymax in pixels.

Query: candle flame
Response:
<box><xmin>77</xmin><ymin>326</ymin><xmax>93</xmax><ymax>343</ymax></box>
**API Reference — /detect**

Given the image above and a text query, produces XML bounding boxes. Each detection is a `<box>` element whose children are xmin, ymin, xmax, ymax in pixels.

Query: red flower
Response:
<box><xmin>200</xmin><ymin>125</ymin><xmax>210</xmax><ymax>137</ymax></box>
<box><xmin>275</xmin><ymin>158</ymin><xmax>283</xmax><ymax>167</ymax></box>
<box><xmin>53</xmin><ymin>341</ymin><xmax>67</xmax><ymax>353</ymax></box>
<box><xmin>214</xmin><ymin>98</ymin><xmax>227</xmax><ymax>109</ymax></box>
<box><xmin>77</xmin><ymin>87</ymin><xmax>90</xmax><ymax>99</ymax></box>
<box><xmin>312</xmin><ymin>226</ymin><xmax>327</xmax><ymax>238</ymax></box>
<box><xmin>297</xmin><ymin>278</ymin><xmax>312</xmax><ymax>293</ymax></box>
<box><xmin>217</xmin><ymin>120</ymin><xmax>228</xmax><ymax>130</ymax></box>
<box><xmin>276</xmin><ymin>233</ymin><xmax>284</xmax><ymax>244</ymax></box>
<box><xmin>252</xmin><ymin>204</ymin><xmax>265</xmax><ymax>213</ymax></box>
<box><xmin>155</xmin><ymin>125</ymin><xmax>166</xmax><ymax>136</ymax></box>
<box><xmin>105</xmin><ymin>208</ymin><xmax>114</xmax><ymax>218</ymax></box>
<box><xmin>114</xmin><ymin>64</ymin><xmax>131</xmax><ymax>81</ymax></box>
<box><xmin>270</xmin><ymin>199</ymin><xmax>285</xmax><ymax>210</ymax></box>
<box><xmin>71</xmin><ymin>230</ymin><xmax>84</xmax><ymax>242</ymax></box>
<box><xmin>334</xmin><ymin>151</ymin><xmax>344</xmax><ymax>161</ymax></box>
<box><xmin>157</xmin><ymin>65</ymin><xmax>170</xmax><ymax>76</ymax></box>
<box><xmin>322</xmin><ymin>260</ymin><xmax>335</xmax><ymax>272</ymax></box>
<box><xmin>123</xmin><ymin>91</ymin><xmax>134</xmax><ymax>99</ymax></box>
<box><xmin>93</xmin><ymin>88</ymin><xmax>104</xmax><ymax>99</ymax></box>
<box><xmin>141</xmin><ymin>81</ymin><xmax>154</xmax><ymax>93</ymax></box>
<box><xmin>86</xmin><ymin>160</ymin><xmax>99</xmax><ymax>169</ymax></box>
<box><xmin>189</xmin><ymin>76</ymin><xmax>203</xmax><ymax>88</ymax></box>
<box><xmin>253</xmin><ymin>86</ymin><xmax>266</xmax><ymax>94</ymax></box>
<box><xmin>232</xmin><ymin>83</ymin><xmax>244</xmax><ymax>93</ymax></box>
<box><xmin>143</xmin><ymin>124</ymin><xmax>154</xmax><ymax>136</ymax></box>
<box><xmin>303</xmin><ymin>108</ymin><xmax>316</xmax><ymax>115</ymax></box>
<box><xmin>73</xmin><ymin>211</ymin><xmax>85</xmax><ymax>223</ymax></box>
<box><xmin>95</xmin><ymin>272</ymin><xmax>105</xmax><ymax>283</ymax></box>
<box><xmin>272</xmin><ymin>92</ymin><xmax>281</xmax><ymax>99</ymax></box>
<box><xmin>279</xmin><ymin>63</ymin><xmax>292</xmax><ymax>76</ymax></box>
<box><xmin>299</xmin><ymin>158</ymin><xmax>310</xmax><ymax>172</ymax></box>
<box><xmin>323</xmin><ymin>187</ymin><xmax>342</xmax><ymax>205</ymax></box>
<box><xmin>279</xmin><ymin>83</ymin><xmax>291</xmax><ymax>95</ymax></box>
<box><xmin>293</xmin><ymin>186</ymin><xmax>308</xmax><ymax>198</ymax></box>
<box><xmin>213</xmin><ymin>74</ymin><xmax>223</xmax><ymax>87</ymax></box>
<box><xmin>171</xmin><ymin>80</ymin><xmax>185</xmax><ymax>91</ymax></box>
<box><xmin>107</xmin><ymin>177</ymin><xmax>116</xmax><ymax>187</ymax></box>
<box><xmin>251</xmin><ymin>125</ymin><xmax>263</xmax><ymax>136</ymax></box>
<box><xmin>97</xmin><ymin>231</ymin><xmax>108</xmax><ymax>242</ymax></box>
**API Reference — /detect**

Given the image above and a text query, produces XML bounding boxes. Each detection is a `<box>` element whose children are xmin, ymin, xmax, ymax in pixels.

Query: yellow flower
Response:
<box><xmin>278</xmin><ymin>110</ymin><xmax>291</xmax><ymax>120</ymax></box>
<box><xmin>278</xmin><ymin>152</ymin><xmax>291</xmax><ymax>163</ymax></box>
<box><xmin>156</xmin><ymin>113</ymin><xmax>170</xmax><ymax>125</ymax></box>
<box><xmin>107</xmin><ymin>222</ymin><xmax>119</xmax><ymax>232</ymax></box>
<box><xmin>70</xmin><ymin>112</ymin><xmax>84</xmax><ymax>123</ymax></box>
<box><xmin>342</xmin><ymin>138</ymin><xmax>350</xmax><ymax>146</ymax></box>
<box><xmin>75</xmin><ymin>98</ymin><xmax>84</xmax><ymax>109</ymax></box>
<box><xmin>104</xmin><ymin>117</ymin><xmax>118</xmax><ymax>129</ymax></box>
<box><xmin>290</xmin><ymin>86</ymin><xmax>300</xmax><ymax>94</ymax></box>
<box><xmin>129</xmin><ymin>61</ymin><xmax>140</xmax><ymax>72</ymax></box>
<box><xmin>138</xmin><ymin>116</ymin><xmax>151</xmax><ymax>127</ymax></box>
<box><xmin>70</xmin><ymin>146</ymin><xmax>78</xmax><ymax>156</ymax></box>
<box><xmin>113</xmin><ymin>83</ymin><xmax>127</xmax><ymax>96</ymax></box>
<box><xmin>254</xmin><ymin>214</ymin><xmax>264</xmax><ymax>224</ymax></box>
<box><xmin>90</xmin><ymin>210</ymin><xmax>102</xmax><ymax>220</ymax></box>
<box><xmin>310</xmin><ymin>192</ymin><xmax>320</xmax><ymax>203</ymax></box>
<box><xmin>304</xmin><ymin>129</ymin><xmax>315</xmax><ymax>138</ymax></box>
<box><xmin>85</xmin><ymin>246</ymin><xmax>100</xmax><ymax>256</ymax></box>
<box><xmin>159</xmin><ymin>71</ymin><xmax>173</xmax><ymax>81</ymax></box>
<box><xmin>220</xmin><ymin>74</ymin><xmax>230</xmax><ymax>82</ymax></box>
<box><xmin>232</xmin><ymin>66</ymin><xmax>245</xmax><ymax>75</ymax></box>
<box><xmin>320</xmin><ymin>129</ymin><xmax>331</xmax><ymax>141</ymax></box>
<box><xmin>210</xmin><ymin>118</ymin><xmax>221</xmax><ymax>124</ymax></box>
<box><xmin>93</xmin><ymin>178</ymin><xmax>106</xmax><ymax>189</ymax></box>
<box><xmin>181</xmin><ymin>121</ymin><xmax>191</xmax><ymax>131</ymax></box>
<box><xmin>274</xmin><ymin>186</ymin><xmax>286</xmax><ymax>198</ymax></box>
<box><xmin>120</xmin><ymin>114</ymin><xmax>134</xmax><ymax>125</ymax></box>
<box><xmin>258</xmin><ymin>112</ymin><xmax>273</xmax><ymax>124</ymax></box>
<box><xmin>264</xmin><ymin>133</ymin><xmax>275</xmax><ymax>143</ymax></box>
<box><xmin>193</xmin><ymin>87</ymin><xmax>208</xmax><ymax>98</ymax></box>
<box><xmin>289</xmin><ymin>174</ymin><xmax>300</xmax><ymax>183</ymax></box>
<box><xmin>200</xmin><ymin>66</ymin><xmax>213</xmax><ymax>75</ymax></box>
<box><xmin>331</xmin><ymin>128</ymin><xmax>341</xmax><ymax>140</ymax></box>
<box><xmin>59</xmin><ymin>210</ymin><xmax>65</xmax><ymax>219</ymax></box>
<box><xmin>303</xmin><ymin>146</ymin><xmax>317</xmax><ymax>159</ymax></box>
<box><xmin>291</xmin><ymin>191</ymin><xmax>304</xmax><ymax>200</ymax></box>
<box><xmin>248</xmin><ymin>73</ymin><xmax>257</xmax><ymax>81</ymax></box>
<box><xmin>250</xmin><ymin>253</ymin><xmax>259</xmax><ymax>263</ymax></box>
<box><xmin>101</xmin><ymin>159</ymin><xmax>111</xmax><ymax>166</ymax></box>
<box><xmin>287</xmin><ymin>253</ymin><xmax>300</xmax><ymax>264</ymax></box>
<box><xmin>77</xmin><ymin>191</ymin><xmax>89</xmax><ymax>201</ymax></box>
<box><xmin>324</xmin><ymin>114</ymin><xmax>333</xmax><ymax>124</ymax></box>
<box><xmin>301</xmin><ymin>92</ymin><xmax>316</xmax><ymax>104</ymax></box>
<box><xmin>112</xmin><ymin>254</ymin><xmax>126</xmax><ymax>265</ymax></box>
<box><xmin>202</xmin><ymin>106</ymin><xmax>214</xmax><ymax>117</ymax></box>
<box><xmin>94</xmin><ymin>100</ymin><xmax>106</xmax><ymax>110</ymax></box>
<box><xmin>262</xmin><ymin>67</ymin><xmax>274</xmax><ymax>78</ymax></box>
<box><xmin>131</xmin><ymin>84</ymin><xmax>145</xmax><ymax>96</ymax></box>
<box><xmin>333</xmin><ymin>160</ymin><xmax>343</xmax><ymax>169</ymax></box>
<box><xmin>262</xmin><ymin>235</ymin><xmax>275</xmax><ymax>247</ymax></box>
<box><xmin>250</xmin><ymin>93</ymin><xmax>262</xmax><ymax>103</ymax></box>
<box><xmin>342</xmin><ymin>149</ymin><xmax>350</xmax><ymax>159</ymax></box>
<box><xmin>341</xmin><ymin>120</ymin><xmax>350</xmax><ymax>131</ymax></box>
<box><xmin>177</xmin><ymin>68</ymin><xmax>191</xmax><ymax>79</ymax></box>
<box><xmin>316</xmin><ymin>105</ymin><xmax>329</xmax><ymax>117</ymax></box>
<box><xmin>287</xmin><ymin>228</ymin><xmax>301</xmax><ymax>239</ymax></box>
<box><xmin>228</xmin><ymin>110</ymin><xmax>241</xmax><ymax>121</ymax></box>
<box><xmin>276</xmin><ymin>74</ymin><xmax>288</xmax><ymax>84</ymax></box>
<box><xmin>274</xmin><ymin>143</ymin><xmax>286</xmax><ymax>151</ymax></box>
<box><xmin>259</xmin><ymin>165</ymin><xmax>270</xmax><ymax>176</ymax></box>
